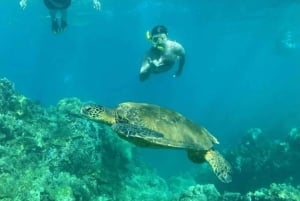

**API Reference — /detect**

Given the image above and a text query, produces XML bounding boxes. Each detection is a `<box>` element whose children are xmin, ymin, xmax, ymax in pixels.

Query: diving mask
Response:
<box><xmin>146</xmin><ymin>31</ymin><xmax>167</xmax><ymax>50</ymax></box>
<box><xmin>152</xmin><ymin>33</ymin><xmax>167</xmax><ymax>43</ymax></box>
<box><xmin>146</xmin><ymin>31</ymin><xmax>167</xmax><ymax>43</ymax></box>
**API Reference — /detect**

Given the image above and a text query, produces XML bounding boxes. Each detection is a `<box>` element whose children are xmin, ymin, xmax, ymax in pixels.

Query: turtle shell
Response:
<box><xmin>113</xmin><ymin>102</ymin><xmax>218</xmax><ymax>151</ymax></box>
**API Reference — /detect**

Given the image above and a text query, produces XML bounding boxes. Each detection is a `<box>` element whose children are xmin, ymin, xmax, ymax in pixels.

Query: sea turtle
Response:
<box><xmin>80</xmin><ymin>102</ymin><xmax>232</xmax><ymax>183</ymax></box>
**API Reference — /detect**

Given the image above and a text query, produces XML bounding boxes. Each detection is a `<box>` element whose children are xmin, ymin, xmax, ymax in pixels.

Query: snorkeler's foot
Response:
<box><xmin>139</xmin><ymin>72</ymin><xmax>150</xmax><ymax>82</ymax></box>
<box><xmin>51</xmin><ymin>18</ymin><xmax>59</xmax><ymax>34</ymax></box>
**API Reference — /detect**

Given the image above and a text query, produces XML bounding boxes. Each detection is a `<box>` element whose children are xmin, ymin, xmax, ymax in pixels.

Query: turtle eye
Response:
<box><xmin>86</xmin><ymin>107</ymin><xmax>94</xmax><ymax>113</ymax></box>
<box><xmin>80</xmin><ymin>105</ymin><xmax>94</xmax><ymax>115</ymax></box>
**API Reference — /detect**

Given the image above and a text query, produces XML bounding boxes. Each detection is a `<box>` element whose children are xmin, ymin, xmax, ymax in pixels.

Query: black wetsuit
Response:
<box><xmin>43</xmin><ymin>0</ymin><xmax>71</xmax><ymax>10</ymax></box>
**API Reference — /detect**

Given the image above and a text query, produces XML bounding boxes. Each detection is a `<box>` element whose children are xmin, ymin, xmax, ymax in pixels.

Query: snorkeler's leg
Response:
<box><xmin>139</xmin><ymin>71</ymin><xmax>151</xmax><ymax>81</ymax></box>
<box><xmin>49</xmin><ymin>10</ymin><xmax>59</xmax><ymax>34</ymax></box>
<box><xmin>61</xmin><ymin>9</ymin><xmax>68</xmax><ymax>31</ymax></box>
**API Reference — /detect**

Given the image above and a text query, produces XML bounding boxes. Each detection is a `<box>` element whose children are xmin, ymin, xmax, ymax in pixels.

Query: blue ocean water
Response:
<box><xmin>1</xmin><ymin>0</ymin><xmax>300</xmax><ymax>178</ymax></box>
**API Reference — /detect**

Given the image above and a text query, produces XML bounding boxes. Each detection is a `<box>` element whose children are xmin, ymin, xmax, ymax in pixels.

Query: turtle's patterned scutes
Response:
<box><xmin>115</xmin><ymin>102</ymin><xmax>217</xmax><ymax>151</ymax></box>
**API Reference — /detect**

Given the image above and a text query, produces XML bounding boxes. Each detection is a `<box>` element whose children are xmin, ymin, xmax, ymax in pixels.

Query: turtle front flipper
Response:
<box><xmin>112</xmin><ymin>123</ymin><xmax>164</xmax><ymax>147</ymax></box>
<box><xmin>204</xmin><ymin>149</ymin><xmax>232</xmax><ymax>183</ymax></box>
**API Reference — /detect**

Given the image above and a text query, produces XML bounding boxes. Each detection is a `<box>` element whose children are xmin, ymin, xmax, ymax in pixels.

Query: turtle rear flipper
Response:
<box><xmin>204</xmin><ymin>150</ymin><xmax>232</xmax><ymax>183</ymax></box>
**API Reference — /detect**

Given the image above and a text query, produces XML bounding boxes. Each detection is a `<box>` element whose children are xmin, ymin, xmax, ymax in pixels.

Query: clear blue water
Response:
<box><xmin>1</xmin><ymin>0</ymin><xmax>300</xmax><ymax>178</ymax></box>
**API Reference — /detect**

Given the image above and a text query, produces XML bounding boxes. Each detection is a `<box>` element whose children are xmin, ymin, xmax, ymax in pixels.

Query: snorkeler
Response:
<box><xmin>20</xmin><ymin>0</ymin><xmax>101</xmax><ymax>11</ymax></box>
<box><xmin>42</xmin><ymin>0</ymin><xmax>101</xmax><ymax>34</ymax></box>
<box><xmin>139</xmin><ymin>25</ymin><xmax>186</xmax><ymax>81</ymax></box>
<box><xmin>43</xmin><ymin>0</ymin><xmax>71</xmax><ymax>34</ymax></box>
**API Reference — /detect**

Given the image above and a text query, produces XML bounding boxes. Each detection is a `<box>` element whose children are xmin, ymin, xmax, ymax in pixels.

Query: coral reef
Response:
<box><xmin>218</xmin><ymin>127</ymin><xmax>300</xmax><ymax>193</ymax></box>
<box><xmin>0</xmin><ymin>77</ymin><xmax>168</xmax><ymax>200</ymax></box>
<box><xmin>174</xmin><ymin>184</ymin><xmax>221</xmax><ymax>201</ymax></box>
<box><xmin>1</xmin><ymin>77</ymin><xmax>300</xmax><ymax>201</ymax></box>
<box><xmin>246</xmin><ymin>183</ymin><xmax>300</xmax><ymax>201</ymax></box>
<box><xmin>189</xmin><ymin>127</ymin><xmax>300</xmax><ymax>194</ymax></box>
<box><xmin>173</xmin><ymin>183</ymin><xmax>300</xmax><ymax>201</ymax></box>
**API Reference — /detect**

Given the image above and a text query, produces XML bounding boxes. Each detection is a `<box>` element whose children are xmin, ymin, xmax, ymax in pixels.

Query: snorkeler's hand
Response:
<box><xmin>152</xmin><ymin>58</ymin><xmax>164</xmax><ymax>67</ymax></box>
<box><xmin>152</xmin><ymin>60</ymin><xmax>161</xmax><ymax>67</ymax></box>
<box><xmin>93</xmin><ymin>0</ymin><xmax>101</xmax><ymax>11</ymax></box>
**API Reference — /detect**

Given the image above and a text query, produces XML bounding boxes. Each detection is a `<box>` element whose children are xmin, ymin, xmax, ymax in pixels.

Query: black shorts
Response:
<box><xmin>44</xmin><ymin>0</ymin><xmax>71</xmax><ymax>10</ymax></box>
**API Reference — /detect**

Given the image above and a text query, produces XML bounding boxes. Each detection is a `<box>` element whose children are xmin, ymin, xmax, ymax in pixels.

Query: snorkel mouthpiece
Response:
<box><xmin>155</xmin><ymin>45</ymin><xmax>164</xmax><ymax>51</ymax></box>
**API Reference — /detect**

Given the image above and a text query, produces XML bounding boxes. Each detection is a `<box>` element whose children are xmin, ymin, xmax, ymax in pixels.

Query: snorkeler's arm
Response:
<box><xmin>174</xmin><ymin>44</ymin><xmax>186</xmax><ymax>77</ymax></box>
<box><xmin>139</xmin><ymin>57</ymin><xmax>152</xmax><ymax>81</ymax></box>
<box><xmin>175</xmin><ymin>54</ymin><xmax>185</xmax><ymax>77</ymax></box>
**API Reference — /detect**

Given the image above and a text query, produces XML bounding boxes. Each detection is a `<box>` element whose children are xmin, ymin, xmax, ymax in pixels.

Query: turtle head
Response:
<box><xmin>80</xmin><ymin>104</ymin><xmax>115</xmax><ymax>125</ymax></box>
